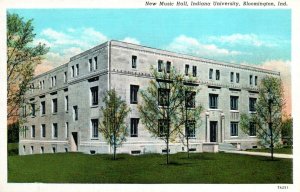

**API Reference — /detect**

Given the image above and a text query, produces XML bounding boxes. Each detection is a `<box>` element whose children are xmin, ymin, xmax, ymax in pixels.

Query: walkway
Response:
<box><xmin>223</xmin><ymin>150</ymin><xmax>293</xmax><ymax>159</ymax></box>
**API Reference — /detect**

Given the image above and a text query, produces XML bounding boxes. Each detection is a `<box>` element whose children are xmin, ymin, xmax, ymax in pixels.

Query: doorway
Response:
<box><xmin>210</xmin><ymin>121</ymin><xmax>217</xmax><ymax>142</ymax></box>
<box><xmin>71</xmin><ymin>132</ymin><xmax>78</xmax><ymax>151</ymax></box>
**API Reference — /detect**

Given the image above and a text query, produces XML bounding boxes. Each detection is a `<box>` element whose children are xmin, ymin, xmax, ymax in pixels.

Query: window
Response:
<box><xmin>41</xmin><ymin>101</ymin><xmax>45</xmax><ymax>115</ymax></box>
<box><xmin>76</xmin><ymin>64</ymin><xmax>79</xmax><ymax>76</ymax></box>
<box><xmin>30</xmin><ymin>146</ymin><xmax>34</xmax><ymax>154</ymax></box>
<box><xmin>64</xmin><ymin>72</ymin><xmax>67</xmax><ymax>83</ymax></box>
<box><xmin>73</xmin><ymin>106</ymin><xmax>78</xmax><ymax>121</ymax></box>
<box><xmin>132</xmin><ymin>55</ymin><xmax>137</xmax><ymax>68</ymax></box>
<box><xmin>230</xmin><ymin>72</ymin><xmax>234</xmax><ymax>82</ymax></box>
<box><xmin>39</xmin><ymin>81</ymin><xmax>42</xmax><ymax>89</ymax></box>
<box><xmin>53</xmin><ymin>123</ymin><xmax>58</xmax><ymax>138</ymax></box>
<box><xmin>236</xmin><ymin>73</ymin><xmax>240</xmax><ymax>83</ymax></box>
<box><xmin>52</xmin><ymin>98</ymin><xmax>57</xmax><ymax>113</ymax></box>
<box><xmin>255</xmin><ymin>76</ymin><xmax>258</xmax><ymax>86</ymax></box>
<box><xmin>209</xmin><ymin>94</ymin><xmax>218</xmax><ymax>109</ymax></box>
<box><xmin>230</xmin><ymin>96</ymin><xmax>239</xmax><ymax>110</ymax></box>
<box><xmin>185</xmin><ymin>120</ymin><xmax>196</xmax><ymax>138</ymax></box>
<box><xmin>186</xmin><ymin>91</ymin><xmax>196</xmax><ymax>108</ymax></box>
<box><xmin>94</xmin><ymin>57</ymin><xmax>98</xmax><ymax>70</ymax></box>
<box><xmin>65</xmin><ymin>96</ymin><xmax>69</xmax><ymax>111</ymax></box>
<box><xmin>41</xmin><ymin>146</ymin><xmax>44</xmax><ymax>154</ymax></box>
<box><xmin>89</xmin><ymin>58</ymin><xmax>93</xmax><ymax>72</ymax></box>
<box><xmin>158</xmin><ymin>88</ymin><xmax>170</xmax><ymax>106</ymax></box>
<box><xmin>130</xmin><ymin>85</ymin><xmax>139</xmax><ymax>104</ymax></box>
<box><xmin>31</xmin><ymin>125</ymin><xmax>35</xmax><ymax>138</ymax></box>
<box><xmin>90</xmin><ymin>86</ymin><xmax>99</xmax><ymax>106</ymax></box>
<box><xmin>71</xmin><ymin>66</ymin><xmax>74</xmax><ymax>77</ymax></box>
<box><xmin>249</xmin><ymin>75</ymin><xmax>253</xmax><ymax>85</ymax></box>
<box><xmin>22</xmin><ymin>105</ymin><xmax>26</xmax><ymax>117</ymax></box>
<box><xmin>54</xmin><ymin>76</ymin><xmax>56</xmax><ymax>86</ymax></box>
<box><xmin>249</xmin><ymin>98</ymin><xmax>257</xmax><ymax>112</ymax></box>
<box><xmin>166</xmin><ymin>61</ymin><xmax>171</xmax><ymax>73</ymax></box>
<box><xmin>185</xmin><ymin>64</ymin><xmax>189</xmax><ymax>76</ymax></box>
<box><xmin>91</xmin><ymin>119</ymin><xmax>99</xmax><ymax>138</ymax></box>
<box><xmin>209</xmin><ymin>69</ymin><xmax>213</xmax><ymax>79</ymax></box>
<box><xmin>53</xmin><ymin>147</ymin><xmax>56</xmax><ymax>153</ymax></box>
<box><xmin>41</xmin><ymin>124</ymin><xmax>46</xmax><ymax>138</ymax></box>
<box><xmin>42</xmin><ymin>80</ymin><xmax>44</xmax><ymax>89</ymax></box>
<box><xmin>216</xmin><ymin>70</ymin><xmax>220</xmax><ymax>80</ymax></box>
<box><xmin>158</xmin><ymin>119</ymin><xmax>169</xmax><ymax>137</ymax></box>
<box><xmin>249</xmin><ymin>122</ymin><xmax>256</xmax><ymax>136</ymax></box>
<box><xmin>230</xmin><ymin>122</ymin><xmax>238</xmax><ymax>136</ymax></box>
<box><xmin>65</xmin><ymin>122</ymin><xmax>69</xmax><ymax>138</ymax></box>
<box><xmin>192</xmin><ymin>66</ymin><xmax>197</xmax><ymax>77</ymax></box>
<box><xmin>31</xmin><ymin>103</ymin><xmax>35</xmax><ymax>116</ymax></box>
<box><xmin>158</xmin><ymin>60</ymin><xmax>163</xmax><ymax>72</ymax></box>
<box><xmin>130</xmin><ymin>118</ymin><xmax>139</xmax><ymax>137</ymax></box>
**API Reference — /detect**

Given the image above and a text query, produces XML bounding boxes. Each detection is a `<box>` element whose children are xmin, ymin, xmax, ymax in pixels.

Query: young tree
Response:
<box><xmin>138</xmin><ymin>66</ymin><xmax>202</xmax><ymax>164</ymax></box>
<box><xmin>7</xmin><ymin>13</ymin><xmax>49</xmax><ymax>122</ymax></box>
<box><xmin>178</xmin><ymin>86</ymin><xmax>203</xmax><ymax>158</ymax></box>
<box><xmin>99</xmin><ymin>89</ymin><xmax>131</xmax><ymax>160</ymax></box>
<box><xmin>240</xmin><ymin>76</ymin><xmax>285</xmax><ymax>160</ymax></box>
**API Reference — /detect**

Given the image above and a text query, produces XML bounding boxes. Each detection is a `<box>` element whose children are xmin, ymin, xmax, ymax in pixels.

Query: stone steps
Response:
<box><xmin>219</xmin><ymin>143</ymin><xmax>237</xmax><ymax>151</ymax></box>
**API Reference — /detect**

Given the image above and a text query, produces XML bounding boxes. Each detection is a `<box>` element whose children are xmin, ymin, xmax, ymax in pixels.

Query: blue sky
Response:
<box><xmin>8</xmin><ymin>9</ymin><xmax>291</xmax><ymax>70</ymax></box>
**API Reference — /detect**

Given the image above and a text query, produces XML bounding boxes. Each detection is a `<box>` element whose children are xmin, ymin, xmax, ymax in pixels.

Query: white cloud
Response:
<box><xmin>82</xmin><ymin>28</ymin><xmax>108</xmax><ymax>43</ymax></box>
<box><xmin>166</xmin><ymin>35</ymin><xmax>243</xmax><ymax>57</ymax></box>
<box><xmin>207</xmin><ymin>33</ymin><xmax>277</xmax><ymax>47</ymax></box>
<box><xmin>122</xmin><ymin>37</ymin><xmax>140</xmax><ymax>45</ymax></box>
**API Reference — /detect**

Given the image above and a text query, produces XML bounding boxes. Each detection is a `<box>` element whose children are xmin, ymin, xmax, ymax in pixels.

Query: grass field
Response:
<box><xmin>8</xmin><ymin>152</ymin><xmax>292</xmax><ymax>183</ymax></box>
<box><xmin>246</xmin><ymin>147</ymin><xmax>293</xmax><ymax>154</ymax></box>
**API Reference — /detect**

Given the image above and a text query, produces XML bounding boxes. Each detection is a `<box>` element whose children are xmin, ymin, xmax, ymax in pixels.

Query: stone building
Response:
<box><xmin>19</xmin><ymin>40</ymin><xmax>280</xmax><ymax>155</ymax></box>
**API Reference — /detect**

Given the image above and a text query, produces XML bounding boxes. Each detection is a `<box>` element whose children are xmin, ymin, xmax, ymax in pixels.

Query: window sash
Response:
<box><xmin>158</xmin><ymin>60</ymin><xmax>163</xmax><ymax>72</ymax></box>
<box><xmin>132</xmin><ymin>56</ymin><xmax>137</xmax><ymax>68</ymax></box>
<box><xmin>166</xmin><ymin>61</ymin><xmax>171</xmax><ymax>73</ymax></box>
<box><xmin>185</xmin><ymin>64</ymin><xmax>189</xmax><ymax>76</ymax></box>
<box><xmin>92</xmin><ymin>119</ymin><xmax>98</xmax><ymax>138</ymax></box>
<box><xmin>209</xmin><ymin>69</ymin><xmax>213</xmax><ymax>79</ymax></box>
<box><xmin>216</xmin><ymin>70</ymin><xmax>220</xmax><ymax>80</ymax></box>
<box><xmin>230</xmin><ymin>96</ymin><xmax>238</xmax><ymax>110</ymax></box>
<box><xmin>230</xmin><ymin>122</ymin><xmax>238</xmax><ymax>136</ymax></box>
<box><xmin>249</xmin><ymin>122</ymin><xmax>256</xmax><ymax>136</ymax></box>
<box><xmin>42</xmin><ymin>125</ymin><xmax>46</xmax><ymax>137</ymax></box>
<box><xmin>31</xmin><ymin>126</ymin><xmax>35</xmax><ymax>138</ymax></box>
<box><xmin>192</xmin><ymin>66</ymin><xmax>197</xmax><ymax>77</ymax></box>
<box><xmin>130</xmin><ymin>85</ymin><xmax>139</xmax><ymax>104</ymax></box>
<box><xmin>236</xmin><ymin>73</ymin><xmax>240</xmax><ymax>83</ymax></box>
<box><xmin>91</xmin><ymin>87</ymin><xmax>99</xmax><ymax>106</ymax></box>
<box><xmin>130</xmin><ymin>118</ymin><xmax>139</xmax><ymax>137</ymax></box>
<box><xmin>158</xmin><ymin>119</ymin><xmax>169</xmax><ymax>137</ymax></box>
<box><xmin>249</xmin><ymin>98</ymin><xmax>257</xmax><ymax>112</ymax></box>
<box><xmin>185</xmin><ymin>120</ymin><xmax>195</xmax><ymax>138</ymax></box>
<box><xmin>209</xmin><ymin>94</ymin><xmax>218</xmax><ymax>109</ymax></box>
<box><xmin>186</xmin><ymin>91</ymin><xmax>196</xmax><ymax>108</ymax></box>
<box><xmin>158</xmin><ymin>88</ymin><xmax>170</xmax><ymax>106</ymax></box>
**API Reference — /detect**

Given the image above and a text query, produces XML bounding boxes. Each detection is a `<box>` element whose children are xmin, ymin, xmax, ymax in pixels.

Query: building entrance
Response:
<box><xmin>210</xmin><ymin>121</ymin><xmax>217</xmax><ymax>142</ymax></box>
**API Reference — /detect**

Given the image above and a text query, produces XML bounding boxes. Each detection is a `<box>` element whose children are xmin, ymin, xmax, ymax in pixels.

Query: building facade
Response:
<box><xmin>19</xmin><ymin>40</ymin><xmax>280</xmax><ymax>155</ymax></box>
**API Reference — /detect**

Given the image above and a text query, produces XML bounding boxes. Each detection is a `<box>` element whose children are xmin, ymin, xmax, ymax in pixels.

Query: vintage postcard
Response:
<box><xmin>0</xmin><ymin>0</ymin><xmax>299</xmax><ymax>191</ymax></box>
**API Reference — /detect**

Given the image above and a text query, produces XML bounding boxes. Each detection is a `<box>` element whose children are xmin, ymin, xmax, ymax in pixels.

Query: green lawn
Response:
<box><xmin>8</xmin><ymin>152</ymin><xmax>292</xmax><ymax>183</ymax></box>
<box><xmin>246</xmin><ymin>147</ymin><xmax>293</xmax><ymax>154</ymax></box>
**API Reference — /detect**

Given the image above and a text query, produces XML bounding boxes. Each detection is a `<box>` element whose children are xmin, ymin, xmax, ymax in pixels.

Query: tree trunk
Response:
<box><xmin>187</xmin><ymin>137</ymin><xmax>190</xmax><ymax>158</ymax></box>
<box><xmin>166</xmin><ymin>138</ymin><xmax>169</xmax><ymax>165</ymax></box>
<box><xmin>113</xmin><ymin>145</ymin><xmax>116</xmax><ymax>160</ymax></box>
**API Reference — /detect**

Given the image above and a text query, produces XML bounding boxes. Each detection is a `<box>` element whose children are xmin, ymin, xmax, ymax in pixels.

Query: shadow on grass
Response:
<box><xmin>260</xmin><ymin>159</ymin><xmax>281</xmax><ymax>162</ymax></box>
<box><xmin>159</xmin><ymin>161</ymin><xmax>194</xmax><ymax>166</ymax></box>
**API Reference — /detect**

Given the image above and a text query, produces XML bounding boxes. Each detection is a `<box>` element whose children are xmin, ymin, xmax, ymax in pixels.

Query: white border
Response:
<box><xmin>0</xmin><ymin>0</ymin><xmax>299</xmax><ymax>192</ymax></box>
